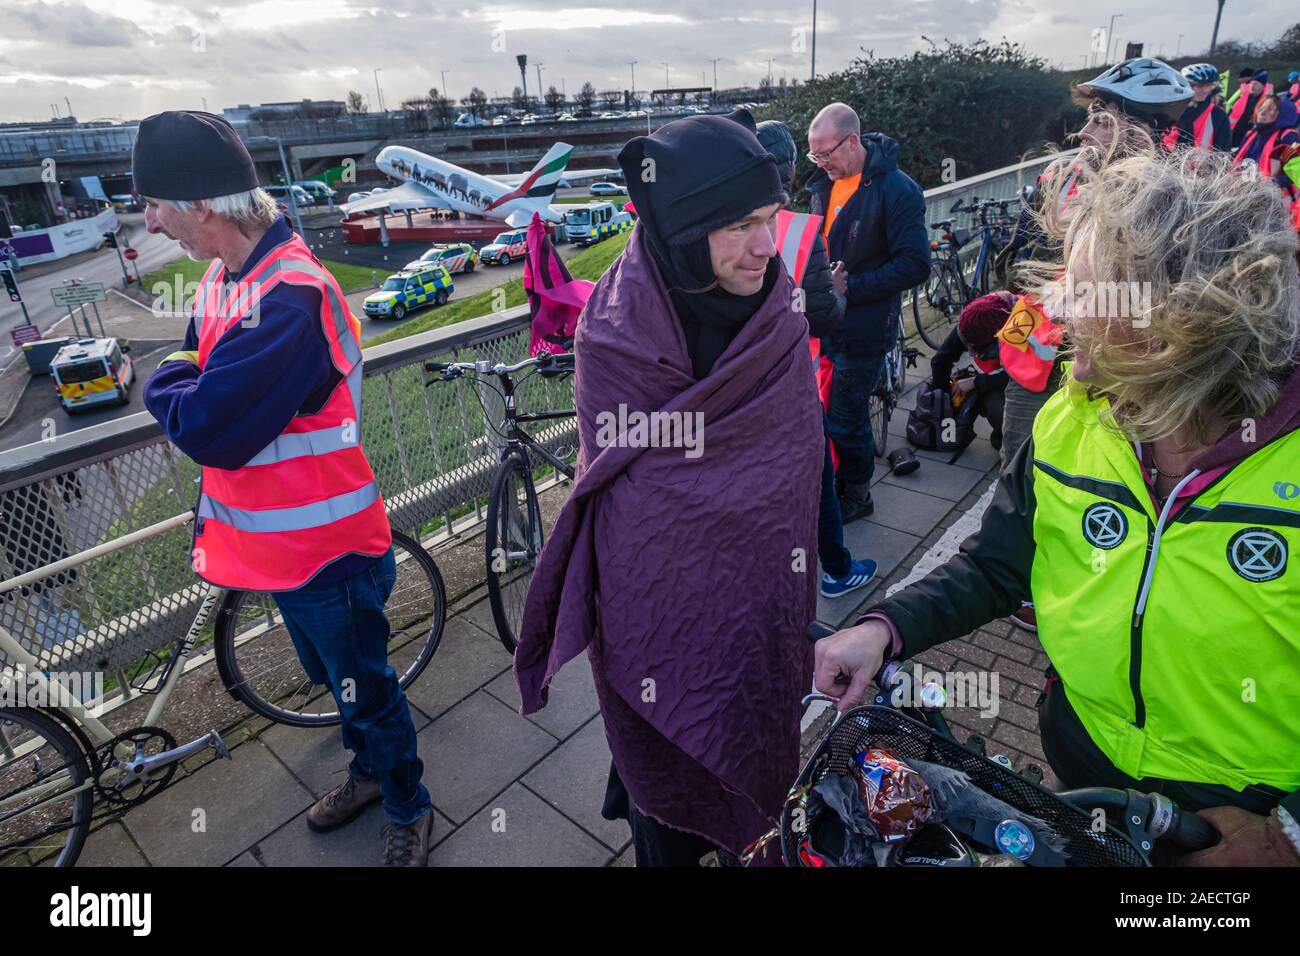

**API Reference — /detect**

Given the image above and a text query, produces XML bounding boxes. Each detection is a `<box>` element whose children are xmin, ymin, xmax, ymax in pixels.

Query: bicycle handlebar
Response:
<box><xmin>424</xmin><ymin>351</ymin><xmax>575</xmax><ymax>380</ymax></box>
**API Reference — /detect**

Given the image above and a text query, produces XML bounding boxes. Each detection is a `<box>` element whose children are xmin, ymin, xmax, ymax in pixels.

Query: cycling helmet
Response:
<box><xmin>1289</xmin><ymin>70</ymin><xmax>1299</xmax><ymax>84</ymax></box>
<box><xmin>1181</xmin><ymin>63</ymin><xmax>1220</xmax><ymax>85</ymax></box>
<box><xmin>755</xmin><ymin>119</ymin><xmax>797</xmax><ymax>192</ymax></box>
<box><xmin>1076</xmin><ymin>58</ymin><xmax>1193</xmax><ymax>130</ymax></box>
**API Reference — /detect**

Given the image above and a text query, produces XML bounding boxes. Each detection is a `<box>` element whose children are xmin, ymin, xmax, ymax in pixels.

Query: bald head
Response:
<box><xmin>810</xmin><ymin>103</ymin><xmax>861</xmax><ymax>139</ymax></box>
<box><xmin>808</xmin><ymin>102</ymin><xmax>866</xmax><ymax>180</ymax></box>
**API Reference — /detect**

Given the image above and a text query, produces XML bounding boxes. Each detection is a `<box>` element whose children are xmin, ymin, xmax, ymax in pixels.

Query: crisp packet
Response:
<box><xmin>852</xmin><ymin>748</ymin><xmax>933</xmax><ymax>842</ymax></box>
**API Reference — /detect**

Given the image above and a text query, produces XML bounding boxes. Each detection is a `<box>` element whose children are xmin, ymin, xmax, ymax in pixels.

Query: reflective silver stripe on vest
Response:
<box><xmin>778</xmin><ymin>212</ymin><xmax>817</xmax><ymax>283</ymax></box>
<box><xmin>1198</xmin><ymin>113</ymin><xmax>1215</xmax><ymax>149</ymax></box>
<box><xmin>198</xmin><ymin>481</ymin><xmax>380</xmax><ymax>533</ymax></box>
<box><xmin>243</xmin><ymin>424</ymin><xmax>360</xmax><ymax>467</ymax></box>
<box><xmin>191</xmin><ymin>262</ymin><xmax>224</xmax><ymax>342</ymax></box>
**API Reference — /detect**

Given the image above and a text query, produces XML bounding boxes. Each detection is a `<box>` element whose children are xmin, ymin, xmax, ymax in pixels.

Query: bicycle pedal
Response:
<box><xmin>209</xmin><ymin>731</ymin><xmax>231</xmax><ymax>761</ymax></box>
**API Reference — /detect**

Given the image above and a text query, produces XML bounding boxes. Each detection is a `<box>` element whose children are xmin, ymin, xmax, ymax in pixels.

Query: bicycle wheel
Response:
<box><xmin>214</xmin><ymin>530</ymin><xmax>446</xmax><ymax>728</ymax></box>
<box><xmin>485</xmin><ymin>448</ymin><xmax>544</xmax><ymax>654</ymax></box>
<box><xmin>0</xmin><ymin>708</ymin><xmax>93</xmax><ymax>868</ymax></box>
<box><xmin>916</xmin><ymin>256</ymin><xmax>964</xmax><ymax>349</ymax></box>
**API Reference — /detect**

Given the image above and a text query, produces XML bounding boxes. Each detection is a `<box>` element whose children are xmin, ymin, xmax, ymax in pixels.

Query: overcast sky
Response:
<box><xmin>2</xmin><ymin>0</ymin><xmax>1294</xmax><ymax>124</ymax></box>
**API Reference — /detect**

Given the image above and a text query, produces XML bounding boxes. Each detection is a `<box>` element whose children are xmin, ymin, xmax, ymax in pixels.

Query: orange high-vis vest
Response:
<box><xmin>1162</xmin><ymin>103</ymin><xmax>1217</xmax><ymax>151</ymax></box>
<box><xmin>996</xmin><ymin>296</ymin><xmax>1063</xmax><ymax>393</ymax></box>
<box><xmin>1234</xmin><ymin>127</ymin><xmax>1286</xmax><ymax>173</ymax></box>
<box><xmin>774</xmin><ymin>209</ymin><xmax>837</xmax><ymax>463</ymax></box>
<box><xmin>189</xmin><ymin>233</ymin><xmax>392</xmax><ymax>591</ymax></box>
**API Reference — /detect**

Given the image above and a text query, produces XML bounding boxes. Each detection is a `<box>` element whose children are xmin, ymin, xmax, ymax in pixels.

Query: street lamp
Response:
<box><xmin>440</xmin><ymin>69</ymin><xmax>449</xmax><ymax>97</ymax></box>
<box><xmin>373</xmin><ymin>68</ymin><xmax>385</xmax><ymax>113</ymax></box>
<box><xmin>1107</xmin><ymin>14</ymin><xmax>1123</xmax><ymax>65</ymax></box>
<box><xmin>1176</xmin><ymin>34</ymin><xmax>1184</xmax><ymax>57</ymax></box>
<box><xmin>811</xmin><ymin>0</ymin><xmax>818</xmax><ymax>80</ymax></box>
<box><xmin>709</xmin><ymin>57</ymin><xmax>720</xmax><ymax>90</ymax></box>
<box><xmin>662</xmin><ymin>62</ymin><xmax>669</xmax><ymax>88</ymax></box>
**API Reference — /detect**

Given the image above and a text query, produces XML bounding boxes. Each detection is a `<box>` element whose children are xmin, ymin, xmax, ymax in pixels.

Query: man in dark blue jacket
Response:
<box><xmin>805</xmin><ymin>104</ymin><xmax>929</xmax><ymax>521</ymax></box>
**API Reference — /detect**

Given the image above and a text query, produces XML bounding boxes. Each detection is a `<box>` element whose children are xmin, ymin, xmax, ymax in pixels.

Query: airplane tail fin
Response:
<box><xmin>497</xmin><ymin>142</ymin><xmax>572</xmax><ymax>226</ymax></box>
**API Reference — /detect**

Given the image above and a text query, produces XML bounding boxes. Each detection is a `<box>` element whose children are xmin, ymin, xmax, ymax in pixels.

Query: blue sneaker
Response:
<box><xmin>820</xmin><ymin>559</ymin><xmax>878</xmax><ymax>598</ymax></box>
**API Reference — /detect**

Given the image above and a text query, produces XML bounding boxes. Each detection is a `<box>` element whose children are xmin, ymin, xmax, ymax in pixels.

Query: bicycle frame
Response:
<box><xmin>493</xmin><ymin>363</ymin><xmax>576</xmax><ymax>477</ymax></box>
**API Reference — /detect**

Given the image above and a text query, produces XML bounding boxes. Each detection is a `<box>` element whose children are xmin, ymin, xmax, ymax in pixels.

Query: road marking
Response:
<box><xmin>800</xmin><ymin>477</ymin><xmax>999</xmax><ymax>733</ymax></box>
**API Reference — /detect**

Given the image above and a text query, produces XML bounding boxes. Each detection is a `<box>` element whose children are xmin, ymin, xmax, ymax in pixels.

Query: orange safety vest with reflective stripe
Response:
<box><xmin>1162</xmin><ymin>103</ymin><xmax>1218</xmax><ymax>151</ymax></box>
<box><xmin>1234</xmin><ymin>127</ymin><xmax>1287</xmax><ymax>174</ymax></box>
<box><xmin>996</xmin><ymin>296</ymin><xmax>1063</xmax><ymax>393</ymax></box>
<box><xmin>189</xmin><ymin>233</ymin><xmax>392</xmax><ymax>591</ymax></box>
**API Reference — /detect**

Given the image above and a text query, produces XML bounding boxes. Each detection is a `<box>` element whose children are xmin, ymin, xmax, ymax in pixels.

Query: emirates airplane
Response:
<box><xmin>341</xmin><ymin>142</ymin><xmax>619</xmax><ymax>227</ymax></box>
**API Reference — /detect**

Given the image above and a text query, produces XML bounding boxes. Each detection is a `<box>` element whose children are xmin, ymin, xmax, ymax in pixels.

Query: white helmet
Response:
<box><xmin>1076</xmin><ymin>58</ymin><xmax>1193</xmax><ymax>130</ymax></box>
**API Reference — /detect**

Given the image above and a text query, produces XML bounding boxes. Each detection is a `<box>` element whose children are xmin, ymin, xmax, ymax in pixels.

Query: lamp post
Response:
<box><xmin>1107</xmin><ymin>13</ymin><xmax>1123</xmax><ymax>65</ymax></box>
<box><xmin>811</xmin><ymin>0</ymin><xmax>818</xmax><ymax>80</ymax></box>
<box><xmin>1210</xmin><ymin>0</ymin><xmax>1226</xmax><ymax>55</ymax></box>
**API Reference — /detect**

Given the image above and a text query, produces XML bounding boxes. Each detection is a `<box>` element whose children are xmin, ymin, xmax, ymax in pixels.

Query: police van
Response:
<box><xmin>362</xmin><ymin>265</ymin><xmax>454</xmax><ymax>320</ymax></box>
<box><xmin>50</xmin><ymin>338</ymin><xmax>134</xmax><ymax>413</ymax></box>
<box><xmin>566</xmin><ymin>201</ymin><xmax>633</xmax><ymax>247</ymax></box>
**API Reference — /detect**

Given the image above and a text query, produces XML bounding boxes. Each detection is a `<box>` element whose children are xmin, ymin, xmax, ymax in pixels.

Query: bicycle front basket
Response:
<box><xmin>780</xmin><ymin>706</ymin><xmax>1148</xmax><ymax>867</ymax></box>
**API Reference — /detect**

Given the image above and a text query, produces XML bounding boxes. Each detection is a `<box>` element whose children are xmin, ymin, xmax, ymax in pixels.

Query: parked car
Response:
<box><xmin>362</xmin><ymin>266</ymin><xmax>454</xmax><ymax>320</ymax></box>
<box><xmin>454</xmin><ymin>113</ymin><xmax>488</xmax><ymax>127</ymax></box>
<box><xmin>294</xmin><ymin>181</ymin><xmax>337</xmax><ymax>205</ymax></box>
<box><xmin>264</xmin><ymin>184</ymin><xmax>313</xmax><ymax>209</ymax></box>
<box><xmin>589</xmin><ymin>181</ymin><xmax>626</xmax><ymax>196</ymax></box>
<box><xmin>403</xmin><ymin>242</ymin><xmax>477</xmax><ymax>274</ymax></box>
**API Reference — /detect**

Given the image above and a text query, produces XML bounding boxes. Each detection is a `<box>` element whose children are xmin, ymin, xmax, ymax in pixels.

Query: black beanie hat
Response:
<box><xmin>618</xmin><ymin>109</ymin><xmax>784</xmax><ymax>249</ymax></box>
<box><xmin>132</xmin><ymin>110</ymin><xmax>259</xmax><ymax>200</ymax></box>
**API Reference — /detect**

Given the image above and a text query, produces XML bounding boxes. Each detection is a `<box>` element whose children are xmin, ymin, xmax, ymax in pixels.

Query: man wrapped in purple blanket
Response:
<box><xmin>513</xmin><ymin>110</ymin><xmax>824</xmax><ymax>865</ymax></box>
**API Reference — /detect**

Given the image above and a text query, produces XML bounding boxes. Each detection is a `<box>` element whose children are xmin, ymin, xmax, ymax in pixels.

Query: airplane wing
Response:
<box><xmin>340</xmin><ymin>181</ymin><xmax>447</xmax><ymax>215</ymax></box>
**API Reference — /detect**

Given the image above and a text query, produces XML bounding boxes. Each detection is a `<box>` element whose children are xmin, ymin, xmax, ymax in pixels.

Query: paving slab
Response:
<box><xmin>257</xmin><ymin>702</ymin><xmax>429</xmax><ymax>799</ymax></box>
<box><xmin>862</xmin><ymin>482</ymin><xmax>954</xmax><ymax>538</ymax></box>
<box><xmin>122</xmin><ymin>741</ymin><xmax>314</xmax><ymax>867</ymax></box>
<box><xmin>397</xmin><ymin>614</ymin><xmax>514</xmax><ymax>722</ymax></box>
<box><xmin>226</xmin><ymin>852</ymin><xmax>262</xmax><ymax>867</ymax></box>
<box><xmin>880</xmin><ymin>455</ymin><xmax>987</xmax><ymax>502</ymax></box>
<box><xmin>418</xmin><ymin>691</ymin><xmax>559</xmax><ymax>824</ymax></box>
<box><xmin>522</xmin><ymin>716</ymin><xmax>631</xmax><ymax>852</ymax></box>
<box><xmin>254</xmin><ymin>803</ymin><xmax>455</xmax><ymax>867</ymax></box>
<box><xmin>484</xmin><ymin>651</ymin><xmax>600</xmax><ymax>740</ymax></box>
<box><xmin>77</xmin><ymin>822</ymin><xmax>149</xmax><ymax>867</ymax></box>
<box><xmin>429</xmin><ymin>782</ymin><xmax>612</xmax><ymax>867</ymax></box>
<box><xmin>911</xmin><ymin>436</ymin><xmax>1002</xmax><ymax>473</ymax></box>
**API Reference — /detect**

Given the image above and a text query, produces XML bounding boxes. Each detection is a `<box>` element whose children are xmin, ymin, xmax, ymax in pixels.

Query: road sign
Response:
<box><xmin>51</xmin><ymin>283</ymin><xmax>107</xmax><ymax>307</ymax></box>
<box><xmin>124</xmin><ymin>247</ymin><xmax>139</xmax><ymax>261</ymax></box>
<box><xmin>10</xmin><ymin>324</ymin><xmax>40</xmax><ymax>347</ymax></box>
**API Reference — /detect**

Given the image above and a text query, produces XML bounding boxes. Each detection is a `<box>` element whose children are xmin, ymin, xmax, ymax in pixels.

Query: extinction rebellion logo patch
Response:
<box><xmin>1226</xmin><ymin>527</ymin><xmax>1288</xmax><ymax>582</ymax></box>
<box><xmin>1082</xmin><ymin>502</ymin><xmax>1128</xmax><ymax>550</ymax></box>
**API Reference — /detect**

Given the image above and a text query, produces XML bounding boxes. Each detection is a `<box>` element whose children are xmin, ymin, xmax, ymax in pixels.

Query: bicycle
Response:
<box><xmin>425</xmin><ymin>350</ymin><xmax>576</xmax><ymax>654</ymax></box>
<box><xmin>912</xmin><ymin>196</ymin><xmax>1020</xmax><ymax>350</ymax></box>
<box><xmin>0</xmin><ymin>527</ymin><xmax>445</xmax><ymax>867</ymax></box>
<box><xmin>780</xmin><ymin>623</ymin><xmax>1219</xmax><ymax>867</ymax></box>
<box><xmin>868</xmin><ymin>312</ymin><xmax>920</xmax><ymax>461</ymax></box>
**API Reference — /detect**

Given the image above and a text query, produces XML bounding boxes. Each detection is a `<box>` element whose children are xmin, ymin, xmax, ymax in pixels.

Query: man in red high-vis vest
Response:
<box><xmin>136</xmin><ymin>111</ymin><xmax>435</xmax><ymax>865</ymax></box>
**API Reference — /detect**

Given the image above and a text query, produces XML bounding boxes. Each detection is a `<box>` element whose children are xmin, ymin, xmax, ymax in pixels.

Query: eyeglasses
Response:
<box><xmin>807</xmin><ymin>132</ymin><xmax>854</xmax><ymax>165</ymax></box>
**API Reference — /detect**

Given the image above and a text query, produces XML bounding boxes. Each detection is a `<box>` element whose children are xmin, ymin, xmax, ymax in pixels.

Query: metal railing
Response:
<box><xmin>0</xmin><ymin>151</ymin><xmax>1066</xmax><ymax>686</ymax></box>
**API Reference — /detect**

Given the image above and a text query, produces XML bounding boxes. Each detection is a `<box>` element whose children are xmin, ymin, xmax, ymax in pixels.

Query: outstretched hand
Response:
<box><xmin>812</xmin><ymin>620</ymin><xmax>893</xmax><ymax>714</ymax></box>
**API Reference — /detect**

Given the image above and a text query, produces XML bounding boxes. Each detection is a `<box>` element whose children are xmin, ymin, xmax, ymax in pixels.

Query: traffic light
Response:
<box><xmin>102</xmin><ymin>231</ymin><xmax>117</xmax><ymax>248</ymax></box>
<box><xmin>2</xmin><ymin>267</ymin><xmax>18</xmax><ymax>302</ymax></box>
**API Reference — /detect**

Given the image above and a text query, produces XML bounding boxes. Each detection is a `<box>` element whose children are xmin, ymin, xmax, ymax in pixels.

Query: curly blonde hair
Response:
<box><xmin>1031</xmin><ymin>148</ymin><xmax>1300</xmax><ymax>445</ymax></box>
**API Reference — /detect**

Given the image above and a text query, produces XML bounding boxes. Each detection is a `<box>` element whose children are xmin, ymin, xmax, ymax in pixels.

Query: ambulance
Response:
<box><xmin>50</xmin><ymin>338</ymin><xmax>134</xmax><ymax>413</ymax></box>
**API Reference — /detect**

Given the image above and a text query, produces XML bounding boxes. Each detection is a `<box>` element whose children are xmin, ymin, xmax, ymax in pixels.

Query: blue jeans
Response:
<box><xmin>818</xmin><ymin>418</ymin><xmax>851</xmax><ymax>579</ymax></box>
<box><xmin>824</xmin><ymin>348</ymin><xmax>886</xmax><ymax>488</ymax></box>
<box><xmin>271</xmin><ymin>548</ymin><xmax>432</xmax><ymax>825</ymax></box>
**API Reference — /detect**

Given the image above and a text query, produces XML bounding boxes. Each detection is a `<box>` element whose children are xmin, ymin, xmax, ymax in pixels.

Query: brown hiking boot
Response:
<box><xmin>382</xmin><ymin>811</ymin><xmax>435</xmax><ymax>867</ymax></box>
<box><xmin>306</xmin><ymin>774</ymin><xmax>382</xmax><ymax>833</ymax></box>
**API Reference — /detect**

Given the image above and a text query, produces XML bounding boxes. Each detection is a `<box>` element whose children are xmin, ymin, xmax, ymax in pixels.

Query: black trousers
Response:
<box><xmin>1038</xmin><ymin>676</ymin><xmax>1285</xmax><ymax>817</ymax></box>
<box><xmin>601</xmin><ymin>762</ymin><xmax>720</xmax><ymax>867</ymax></box>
